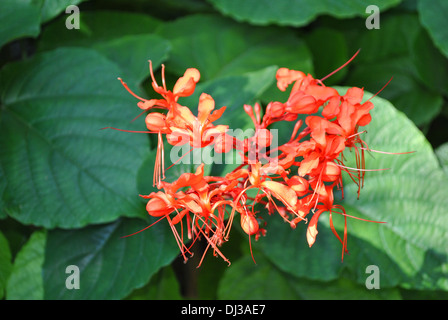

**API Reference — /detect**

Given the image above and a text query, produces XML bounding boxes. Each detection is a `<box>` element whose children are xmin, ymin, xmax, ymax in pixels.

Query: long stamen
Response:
<box><xmin>101</xmin><ymin>127</ymin><xmax>153</xmax><ymax>134</ymax></box>
<box><xmin>166</xmin><ymin>215</ymin><xmax>193</xmax><ymax>263</ymax></box>
<box><xmin>117</xmin><ymin>78</ymin><xmax>149</xmax><ymax>101</ymax></box>
<box><xmin>165</xmin><ymin>147</ymin><xmax>194</xmax><ymax>171</ymax></box>
<box><xmin>347</xmin><ymin>130</ymin><xmax>367</xmax><ymax>140</ymax></box>
<box><xmin>333</xmin><ymin>205</ymin><xmax>385</xmax><ymax>224</ymax></box>
<box><xmin>248</xmin><ymin>233</ymin><xmax>256</xmax><ymax>264</ymax></box>
<box><xmin>366</xmin><ymin>76</ymin><xmax>393</xmax><ymax>102</ymax></box>
<box><xmin>153</xmin><ymin>131</ymin><xmax>165</xmax><ymax>186</ymax></box>
<box><xmin>336</xmin><ymin>163</ymin><xmax>390</xmax><ymax>172</ymax></box>
<box><xmin>195</xmin><ymin>215</ymin><xmax>230</xmax><ymax>267</ymax></box>
<box><xmin>319</xmin><ymin>49</ymin><xmax>361</xmax><ymax>83</ymax></box>
<box><xmin>120</xmin><ymin>215</ymin><xmax>169</xmax><ymax>238</ymax></box>
<box><xmin>360</xmin><ymin>147</ymin><xmax>416</xmax><ymax>155</ymax></box>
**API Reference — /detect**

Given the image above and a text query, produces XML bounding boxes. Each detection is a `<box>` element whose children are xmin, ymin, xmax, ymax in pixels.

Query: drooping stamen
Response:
<box><xmin>328</xmin><ymin>210</ymin><xmax>345</xmax><ymax>255</ymax></box>
<box><xmin>248</xmin><ymin>232</ymin><xmax>256</xmax><ymax>265</ymax></box>
<box><xmin>166</xmin><ymin>215</ymin><xmax>194</xmax><ymax>263</ymax></box>
<box><xmin>153</xmin><ymin>131</ymin><xmax>166</xmax><ymax>186</ymax></box>
<box><xmin>319</xmin><ymin>49</ymin><xmax>361</xmax><ymax>83</ymax></box>
<box><xmin>195</xmin><ymin>215</ymin><xmax>231</xmax><ymax>267</ymax></box>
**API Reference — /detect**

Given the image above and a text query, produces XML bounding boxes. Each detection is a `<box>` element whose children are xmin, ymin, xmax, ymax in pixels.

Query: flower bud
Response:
<box><xmin>146</xmin><ymin>197</ymin><xmax>173</xmax><ymax>217</ymax></box>
<box><xmin>287</xmin><ymin>176</ymin><xmax>309</xmax><ymax>197</ymax></box>
<box><xmin>322</xmin><ymin>161</ymin><xmax>341</xmax><ymax>182</ymax></box>
<box><xmin>241</xmin><ymin>214</ymin><xmax>259</xmax><ymax>236</ymax></box>
<box><xmin>145</xmin><ymin>112</ymin><xmax>166</xmax><ymax>132</ymax></box>
<box><xmin>255</xmin><ymin>128</ymin><xmax>273</xmax><ymax>148</ymax></box>
<box><xmin>266</xmin><ymin>101</ymin><xmax>285</xmax><ymax>118</ymax></box>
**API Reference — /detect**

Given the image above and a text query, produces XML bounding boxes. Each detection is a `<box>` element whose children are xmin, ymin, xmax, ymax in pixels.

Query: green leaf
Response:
<box><xmin>411</xmin><ymin>28</ymin><xmax>448</xmax><ymax>97</ymax></box>
<box><xmin>0</xmin><ymin>0</ymin><xmax>88</xmax><ymax>48</ymax></box>
<box><xmin>0</xmin><ymin>164</ymin><xmax>6</xmax><ymax>219</ymax></box>
<box><xmin>255</xmin><ymin>211</ymin><xmax>345</xmax><ymax>281</ymax></box>
<box><xmin>0</xmin><ymin>48</ymin><xmax>151</xmax><ymax>228</ymax></box>
<box><xmin>0</xmin><ymin>231</ymin><xmax>12</xmax><ymax>299</ymax></box>
<box><xmin>343</xmin><ymin>13</ymin><xmax>445</xmax><ymax>126</ymax></box>
<box><xmin>346</xmin><ymin>57</ymin><xmax>443</xmax><ymax>126</ymax></box>
<box><xmin>43</xmin><ymin>217</ymin><xmax>179</xmax><ymax>300</ymax></box>
<box><xmin>304</xmin><ymin>27</ymin><xmax>349</xmax><ymax>86</ymax></box>
<box><xmin>39</xmin><ymin>11</ymin><xmax>169</xmax><ymax>87</ymax></box>
<box><xmin>418</xmin><ymin>0</ymin><xmax>448</xmax><ymax>59</ymax></box>
<box><xmin>33</xmin><ymin>0</ymin><xmax>87</xmax><ymax>23</ymax></box>
<box><xmin>125</xmin><ymin>266</ymin><xmax>182</xmax><ymax>300</ymax></box>
<box><xmin>436</xmin><ymin>142</ymin><xmax>448</xmax><ymax>175</ymax></box>
<box><xmin>39</xmin><ymin>10</ymin><xmax>161</xmax><ymax>48</ymax></box>
<box><xmin>207</xmin><ymin>0</ymin><xmax>402</xmax><ymax>27</ymax></box>
<box><xmin>6</xmin><ymin>230</ymin><xmax>46</xmax><ymax>300</ymax></box>
<box><xmin>339</xmin><ymin>88</ymin><xmax>448</xmax><ymax>290</ymax></box>
<box><xmin>0</xmin><ymin>0</ymin><xmax>41</xmax><ymax>48</ymax></box>
<box><xmin>218</xmin><ymin>254</ymin><xmax>402</xmax><ymax>299</ymax></box>
<box><xmin>157</xmin><ymin>13</ymin><xmax>313</xmax><ymax>82</ymax></box>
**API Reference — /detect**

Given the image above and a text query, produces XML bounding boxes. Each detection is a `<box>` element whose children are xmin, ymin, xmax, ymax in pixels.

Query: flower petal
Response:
<box><xmin>198</xmin><ymin>93</ymin><xmax>215</xmax><ymax>124</ymax></box>
<box><xmin>261</xmin><ymin>180</ymin><xmax>297</xmax><ymax>209</ymax></box>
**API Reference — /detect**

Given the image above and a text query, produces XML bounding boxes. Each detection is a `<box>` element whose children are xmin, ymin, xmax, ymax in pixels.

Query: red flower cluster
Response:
<box><xmin>113</xmin><ymin>55</ymin><xmax>389</xmax><ymax>266</ymax></box>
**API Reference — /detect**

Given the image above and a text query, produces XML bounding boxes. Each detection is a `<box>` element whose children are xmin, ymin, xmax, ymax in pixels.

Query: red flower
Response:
<box><xmin>112</xmin><ymin>55</ymin><xmax>408</xmax><ymax>267</ymax></box>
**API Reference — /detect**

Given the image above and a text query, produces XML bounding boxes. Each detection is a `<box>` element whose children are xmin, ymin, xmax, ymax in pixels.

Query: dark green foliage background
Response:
<box><xmin>1</xmin><ymin>0</ymin><xmax>447</xmax><ymax>300</ymax></box>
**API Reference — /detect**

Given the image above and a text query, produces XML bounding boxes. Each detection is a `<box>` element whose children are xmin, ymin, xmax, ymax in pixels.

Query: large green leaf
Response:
<box><xmin>218</xmin><ymin>254</ymin><xmax>402</xmax><ymax>299</ymax></box>
<box><xmin>418</xmin><ymin>0</ymin><xmax>448</xmax><ymax>59</ymax></box>
<box><xmin>0</xmin><ymin>0</ymin><xmax>89</xmax><ymax>49</ymax></box>
<box><xmin>0</xmin><ymin>0</ymin><xmax>41</xmax><ymax>48</ymax></box>
<box><xmin>253</xmin><ymin>214</ymin><xmax>345</xmax><ymax>281</ymax></box>
<box><xmin>0</xmin><ymin>164</ymin><xmax>6</xmax><ymax>219</ymax></box>
<box><xmin>157</xmin><ymin>13</ymin><xmax>313</xmax><ymax>82</ymax></box>
<box><xmin>0</xmin><ymin>48</ymin><xmax>151</xmax><ymax>228</ymax></box>
<box><xmin>207</xmin><ymin>0</ymin><xmax>402</xmax><ymax>27</ymax></box>
<box><xmin>33</xmin><ymin>0</ymin><xmax>88</xmax><ymax>23</ymax></box>
<box><xmin>39</xmin><ymin>10</ymin><xmax>161</xmax><ymax>48</ymax></box>
<box><xmin>43</xmin><ymin>217</ymin><xmax>179</xmax><ymax>300</ymax></box>
<box><xmin>339</xmin><ymin>89</ymin><xmax>448</xmax><ymax>290</ymax></box>
<box><xmin>0</xmin><ymin>231</ymin><xmax>12</xmax><ymax>299</ymax></box>
<box><xmin>436</xmin><ymin>142</ymin><xmax>448</xmax><ymax>175</ymax></box>
<box><xmin>255</xmin><ymin>88</ymin><xmax>448</xmax><ymax>290</ymax></box>
<box><xmin>343</xmin><ymin>13</ymin><xmax>445</xmax><ymax>126</ymax></box>
<box><xmin>6</xmin><ymin>230</ymin><xmax>46</xmax><ymax>300</ymax></box>
<box><xmin>125</xmin><ymin>266</ymin><xmax>182</xmax><ymax>300</ymax></box>
<box><xmin>39</xmin><ymin>11</ymin><xmax>169</xmax><ymax>87</ymax></box>
<box><xmin>304</xmin><ymin>27</ymin><xmax>349</xmax><ymax>86</ymax></box>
